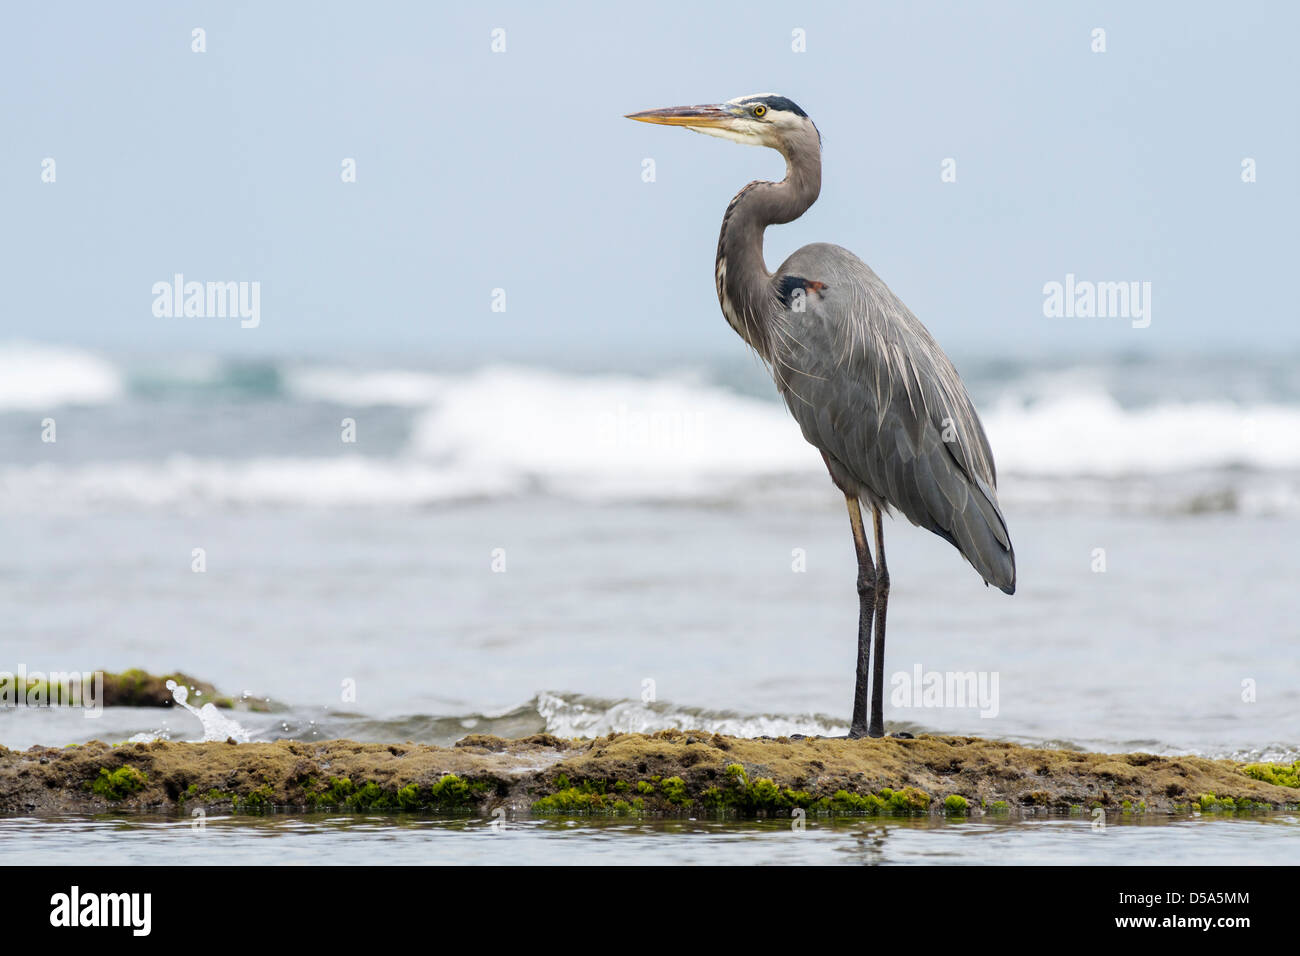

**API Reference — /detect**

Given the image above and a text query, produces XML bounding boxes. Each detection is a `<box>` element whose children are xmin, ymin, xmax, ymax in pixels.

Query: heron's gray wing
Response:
<box><xmin>770</xmin><ymin>243</ymin><xmax>1015</xmax><ymax>593</ymax></box>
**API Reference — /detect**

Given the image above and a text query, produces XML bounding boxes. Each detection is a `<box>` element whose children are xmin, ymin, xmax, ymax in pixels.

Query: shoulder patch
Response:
<box><xmin>776</xmin><ymin>275</ymin><xmax>829</xmax><ymax>308</ymax></box>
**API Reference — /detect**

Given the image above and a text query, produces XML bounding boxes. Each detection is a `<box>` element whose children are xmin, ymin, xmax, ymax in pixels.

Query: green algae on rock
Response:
<box><xmin>90</xmin><ymin>766</ymin><xmax>149</xmax><ymax>800</ymax></box>
<box><xmin>1241</xmin><ymin>760</ymin><xmax>1299</xmax><ymax>789</ymax></box>
<box><xmin>943</xmin><ymin>794</ymin><xmax>970</xmax><ymax>816</ymax></box>
<box><xmin>0</xmin><ymin>731</ymin><xmax>1296</xmax><ymax>818</ymax></box>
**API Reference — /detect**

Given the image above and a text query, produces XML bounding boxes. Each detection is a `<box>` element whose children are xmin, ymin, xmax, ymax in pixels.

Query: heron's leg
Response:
<box><xmin>868</xmin><ymin>506</ymin><xmax>890</xmax><ymax>738</ymax></box>
<box><xmin>845</xmin><ymin>494</ymin><xmax>875</xmax><ymax>739</ymax></box>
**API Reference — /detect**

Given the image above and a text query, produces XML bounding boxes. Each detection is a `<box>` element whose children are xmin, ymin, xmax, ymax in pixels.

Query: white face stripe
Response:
<box><xmin>689</xmin><ymin>123</ymin><xmax>764</xmax><ymax>146</ymax></box>
<box><xmin>687</xmin><ymin>94</ymin><xmax>812</xmax><ymax>147</ymax></box>
<box><xmin>724</xmin><ymin>94</ymin><xmax>807</xmax><ymax>125</ymax></box>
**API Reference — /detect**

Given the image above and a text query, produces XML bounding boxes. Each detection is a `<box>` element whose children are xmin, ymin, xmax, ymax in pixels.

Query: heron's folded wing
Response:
<box><xmin>770</xmin><ymin>253</ymin><xmax>1015</xmax><ymax>592</ymax></box>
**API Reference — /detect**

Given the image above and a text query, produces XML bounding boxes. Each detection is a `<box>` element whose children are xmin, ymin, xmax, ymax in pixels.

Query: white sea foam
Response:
<box><xmin>983</xmin><ymin>390</ymin><xmax>1300</xmax><ymax>475</ymax></box>
<box><xmin>405</xmin><ymin>367</ymin><xmax>1300</xmax><ymax>481</ymax></box>
<box><xmin>4</xmin><ymin>358</ymin><xmax>1300</xmax><ymax>512</ymax></box>
<box><xmin>0</xmin><ymin>455</ymin><xmax>517</xmax><ymax>509</ymax></box>
<box><xmin>535</xmin><ymin>691</ymin><xmax>849</xmax><ymax>739</ymax></box>
<box><xmin>405</xmin><ymin>365</ymin><xmax>815</xmax><ymax>499</ymax></box>
<box><xmin>0</xmin><ymin>343</ymin><xmax>124</xmax><ymax>409</ymax></box>
<box><xmin>284</xmin><ymin>366</ymin><xmax>450</xmax><ymax>406</ymax></box>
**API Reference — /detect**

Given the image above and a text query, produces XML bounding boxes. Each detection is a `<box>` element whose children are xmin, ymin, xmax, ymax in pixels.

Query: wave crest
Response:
<box><xmin>0</xmin><ymin>343</ymin><xmax>123</xmax><ymax>409</ymax></box>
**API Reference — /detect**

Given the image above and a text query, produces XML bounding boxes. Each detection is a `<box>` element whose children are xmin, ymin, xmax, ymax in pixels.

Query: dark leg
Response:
<box><xmin>845</xmin><ymin>495</ymin><xmax>875</xmax><ymax>739</ymax></box>
<box><xmin>868</xmin><ymin>506</ymin><xmax>891</xmax><ymax>738</ymax></box>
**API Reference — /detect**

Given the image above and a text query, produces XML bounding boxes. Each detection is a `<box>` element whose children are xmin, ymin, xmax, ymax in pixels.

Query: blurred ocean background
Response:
<box><xmin>2</xmin><ymin>341</ymin><xmax>1297</xmax><ymax>765</ymax></box>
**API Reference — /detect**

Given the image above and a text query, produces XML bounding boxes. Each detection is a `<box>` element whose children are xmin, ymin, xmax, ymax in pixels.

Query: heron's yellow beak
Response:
<box><xmin>624</xmin><ymin>105</ymin><xmax>737</xmax><ymax>129</ymax></box>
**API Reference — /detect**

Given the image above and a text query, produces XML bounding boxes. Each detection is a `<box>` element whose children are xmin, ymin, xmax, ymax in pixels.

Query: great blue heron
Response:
<box><xmin>627</xmin><ymin>94</ymin><xmax>1015</xmax><ymax>739</ymax></box>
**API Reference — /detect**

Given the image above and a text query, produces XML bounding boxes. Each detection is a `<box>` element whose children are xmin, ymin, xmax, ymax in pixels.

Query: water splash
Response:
<box><xmin>534</xmin><ymin>691</ymin><xmax>848</xmax><ymax>739</ymax></box>
<box><xmin>166</xmin><ymin>679</ymin><xmax>251</xmax><ymax>743</ymax></box>
<box><xmin>248</xmin><ymin>693</ymin><xmax>851</xmax><ymax>746</ymax></box>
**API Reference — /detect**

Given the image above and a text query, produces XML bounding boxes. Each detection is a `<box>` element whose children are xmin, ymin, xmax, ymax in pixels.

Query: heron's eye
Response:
<box><xmin>753</xmin><ymin>104</ymin><xmax>767</xmax><ymax>118</ymax></box>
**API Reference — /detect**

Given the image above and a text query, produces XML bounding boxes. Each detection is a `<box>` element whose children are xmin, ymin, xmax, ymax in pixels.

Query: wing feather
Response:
<box><xmin>771</xmin><ymin>243</ymin><xmax>1015</xmax><ymax>593</ymax></box>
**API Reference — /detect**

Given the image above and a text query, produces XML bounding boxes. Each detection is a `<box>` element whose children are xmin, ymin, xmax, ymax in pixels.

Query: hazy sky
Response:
<box><xmin>2</xmin><ymin>1</ymin><xmax>1295</xmax><ymax>363</ymax></box>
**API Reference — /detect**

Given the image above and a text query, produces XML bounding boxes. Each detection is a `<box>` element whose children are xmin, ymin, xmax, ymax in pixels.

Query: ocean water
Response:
<box><xmin>4</xmin><ymin>812</ymin><xmax>1299</xmax><ymax>866</ymax></box>
<box><xmin>1</xmin><ymin>342</ymin><xmax>1298</xmax><ymax>862</ymax></box>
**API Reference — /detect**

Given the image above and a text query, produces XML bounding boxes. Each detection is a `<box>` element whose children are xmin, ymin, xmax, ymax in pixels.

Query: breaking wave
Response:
<box><xmin>3</xmin><ymin>349</ymin><xmax>1300</xmax><ymax>513</ymax></box>
<box><xmin>0</xmin><ymin>343</ymin><xmax>124</xmax><ymax>409</ymax></box>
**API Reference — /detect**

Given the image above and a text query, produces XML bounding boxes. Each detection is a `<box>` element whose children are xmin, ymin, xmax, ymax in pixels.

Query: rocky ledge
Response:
<box><xmin>2</xmin><ymin>731</ymin><xmax>1295</xmax><ymax>817</ymax></box>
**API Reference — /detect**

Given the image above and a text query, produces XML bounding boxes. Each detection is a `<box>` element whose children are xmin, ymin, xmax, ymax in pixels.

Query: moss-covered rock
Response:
<box><xmin>2</xmin><ymin>733</ymin><xmax>1296</xmax><ymax>818</ymax></box>
<box><xmin>20</xmin><ymin>668</ymin><xmax>279</xmax><ymax>711</ymax></box>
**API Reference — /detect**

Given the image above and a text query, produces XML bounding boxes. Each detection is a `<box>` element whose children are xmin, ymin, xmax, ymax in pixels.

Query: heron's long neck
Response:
<box><xmin>715</xmin><ymin>152</ymin><xmax>821</xmax><ymax>361</ymax></box>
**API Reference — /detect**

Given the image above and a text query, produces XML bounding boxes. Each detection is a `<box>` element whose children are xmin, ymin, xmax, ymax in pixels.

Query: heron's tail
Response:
<box><xmin>953</xmin><ymin>476</ymin><xmax>1015</xmax><ymax>595</ymax></box>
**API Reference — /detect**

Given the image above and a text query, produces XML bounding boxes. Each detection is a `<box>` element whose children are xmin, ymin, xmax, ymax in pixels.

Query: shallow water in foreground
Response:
<box><xmin>4</xmin><ymin>502</ymin><xmax>1298</xmax><ymax>761</ymax></box>
<box><xmin>3</xmin><ymin>811</ymin><xmax>1297</xmax><ymax>865</ymax></box>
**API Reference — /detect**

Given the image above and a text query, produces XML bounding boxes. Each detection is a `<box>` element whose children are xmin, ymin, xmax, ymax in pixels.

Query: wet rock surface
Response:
<box><xmin>1</xmin><ymin>730</ymin><xmax>1294</xmax><ymax>816</ymax></box>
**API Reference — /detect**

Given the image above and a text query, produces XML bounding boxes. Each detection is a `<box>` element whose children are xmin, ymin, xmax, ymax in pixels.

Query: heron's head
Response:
<box><xmin>626</xmin><ymin>93</ymin><xmax>820</xmax><ymax>158</ymax></box>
